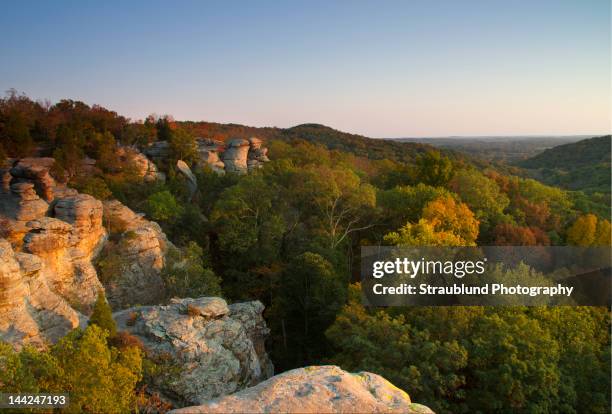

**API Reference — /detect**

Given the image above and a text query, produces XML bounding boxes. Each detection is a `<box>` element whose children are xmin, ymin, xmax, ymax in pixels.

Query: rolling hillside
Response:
<box><xmin>518</xmin><ymin>135</ymin><xmax>611</xmax><ymax>193</ymax></box>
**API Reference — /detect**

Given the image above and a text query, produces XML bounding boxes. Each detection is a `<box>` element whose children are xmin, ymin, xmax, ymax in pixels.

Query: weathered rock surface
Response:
<box><xmin>0</xmin><ymin>238</ymin><xmax>83</xmax><ymax>349</ymax></box>
<box><xmin>143</xmin><ymin>141</ymin><xmax>170</xmax><ymax>164</ymax></box>
<box><xmin>101</xmin><ymin>200</ymin><xmax>171</xmax><ymax>309</ymax></box>
<box><xmin>171</xmin><ymin>365</ymin><xmax>434</xmax><ymax>414</ymax></box>
<box><xmin>141</xmin><ymin>137</ymin><xmax>269</xmax><ymax>175</ymax></box>
<box><xmin>247</xmin><ymin>137</ymin><xmax>270</xmax><ymax>172</ymax></box>
<box><xmin>222</xmin><ymin>138</ymin><xmax>250</xmax><ymax>174</ymax></box>
<box><xmin>176</xmin><ymin>160</ymin><xmax>197</xmax><ymax>197</ymax></box>
<box><xmin>196</xmin><ymin>138</ymin><xmax>225</xmax><ymax>173</ymax></box>
<box><xmin>117</xmin><ymin>146</ymin><xmax>165</xmax><ymax>182</ymax></box>
<box><xmin>114</xmin><ymin>297</ymin><xmax>274</xmax><ymax>406</ymax></box>
<box><xmin>0</xmin><ymin>158</ymin><xmax>173</xmax><ymax>348</ymax></box>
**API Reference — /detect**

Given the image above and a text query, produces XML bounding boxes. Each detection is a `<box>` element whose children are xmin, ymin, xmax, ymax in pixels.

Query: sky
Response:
<box><xmin>0</xmin><ymin>0</ymin><xmax>610</xmax><ymax>137</ymax></box>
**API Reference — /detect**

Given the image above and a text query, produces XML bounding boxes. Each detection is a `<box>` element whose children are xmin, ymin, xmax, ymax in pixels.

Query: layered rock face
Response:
<box><xmin>0</xmin><ymin>158</ymin><xmax>170</xmax><ymax>348</ymax></box>
<box><xmin>114</xmin><ymin>297</ymin><xmax>274</xmax><ymax>406</ymax></box>
<box><xmin>171</xmin><ymin>365</ymin><xmax>433</xmax><ymax>414</ymax></box>
<box><xmin>101</xmin><ymin>200</ymin><xmax>171</xmax><ymax>309</ymax></box>
<box><xmin>0</xmin><ymin>238</ymin><xmax>83</xmax><ymax>349</ymax></box>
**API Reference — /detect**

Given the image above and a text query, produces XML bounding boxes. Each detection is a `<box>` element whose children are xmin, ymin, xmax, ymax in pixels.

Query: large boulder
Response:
<box><xmin>171</xmin><ymin>365</ymin><xmax>434</xmax><ymax>414</ymax></box>
<box><xmin>196</xmin><ymin>138</ymin><xmax>225</xmax><ymax>174</ymax></box>
<box><xmin>222</xmin><ymin>139</ymin><xmax>250</xmax><ymax>174</ymax></box>
<box><xmin>114</xmin><ymin>297</ymin><xmax>274</xmax><ymax>406</ymax></box>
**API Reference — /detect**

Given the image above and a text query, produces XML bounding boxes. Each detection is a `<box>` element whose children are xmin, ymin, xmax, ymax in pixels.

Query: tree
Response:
<box><xmin>422</xmin><ymin>195</ymin><xmax>479</xmax><ymax>245</ymax></box>
<box><xmin>298</xmin><ymin>166</ymin><xmax>376</xmax><ymax>249</ymax></box>
<box><xmin>270</xmin><ymin>252</ymin><xmax>347</xmax><ymax>369</ymax></box>
<box><xmin>377</xmin><ymin>184</ymin><xmax>452</xmax><ymax>230</ymax></box>
<box><xmin>449</xmin><ymin>169</ymin><xmax>509</xmax><ymax>230</ymax></box>
<box><xmin>384</xmin><ymin>218</ymin><xmax>464</xmax><ymax>247</ymax></box>
<box><xmin>145</xmin><ymin>190</ymin><xmax>183</xmax><ymax>223</ymax></box>
<box><xmin>162</xmin><ymin>242</ymin><xmax>222</xmax><ymax>298</ymax></box>
<box><xmin>89</xmin><ymin>291</ymin><xmax>117</xmax><ymax>338</ymax></box>
<box><xmin>326</xmin><ymin>285</ymin><xmax>468</xmax><ymax>414</ymax></box>
<box><xmin>593</xmin><ymin>218</ymin><xmax>611</xmax><ymax>246</ymax></box>
<box><xmin>566</xmin><ymin>214</ymin><xmax>598</xmax><ymax>246</ymax></box>
<box><xmin>51</xmin><ymin>325</ymin><xmax>142</xmax><ymax>414</ymax></box>
<box><xmin>415</xmin><ymin>150</ymin><xmax>454</xmax><ymax>186</ymax></box>
<box><xmin>169</xmin><ymin>127</ymin><xmax>197</xmax><ymax>163</ymax></box>
<box><xmin>493</xmin><ymin>223</ymin><xmax>544</xmax><ymax>246</ymax></box>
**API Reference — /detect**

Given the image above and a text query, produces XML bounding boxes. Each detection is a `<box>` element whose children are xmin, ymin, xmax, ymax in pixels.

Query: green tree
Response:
<box><xmin>169</xmin><ymin>127</ymin><xmax>197</xmax><ymax>163</ymax></box>
<box><xmin>270</xmin><ymin>252</ymin><xmax>347</xmax><ymax>368</ymax></box>
<box><xmin>89</xmin><ymin>291</ymin><xmax>117</xmax><ymax>338</ymax></box>
<box><xmin>326</xmin><ymin>285</ymin><xmax>468</xmax><ymax>414</ymax></box>
<box><xmin>52</xmin><ymin>325</ymin><xmax>142</xmax><ymax>414</ymax></box>
<box><xmin>377</xmin><ymin>183</ymin><xmax>452</xmax><ymax>230</ymax></box>
<box><xmin>162</xmin><ymin>242</ymin><xmax>222</xmax><ymax>298</ymax></box>
<box><xmin>146</xmin><ymin>190</ymin><xmax>184</xmax><ymax>223</ymax></box>
<box><xmin>415</xmin><ymin>150</ymin><xmax>454</xmax><ymax>186</ymax></box>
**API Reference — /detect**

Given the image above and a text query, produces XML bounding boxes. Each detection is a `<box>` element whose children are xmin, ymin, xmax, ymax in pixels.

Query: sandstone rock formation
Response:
<box><xmin>0</xmin><ymin>157</ymin><xmax>173</xmax><ymax>348</ymax></box>
<box><xmin>171</xmin><ymin>365</ymin><xmax>433</xmax><ymax>414</ymax></box>
<box><xmin>101</xmin><ymin>200</ymin><xmax>171</xmax><ymax>309</ymax></box>
<box><xmin>114</xmin><ymin>297</ymin><xmax>274</xmax><ymax>406</ymax></box>
<box><xmin>117</xmin><ymin>146</ymin><xmax>165</xmax><ymax>182</ymax></box>
<box><xmin>247</xmin><ymin>137</ymin><xmax>270</xmax><ymax>172</ymax></box>
<box><xmin>0</xmin><ymin>238</ymin><xmax>83</xmax><ymax>349</ymax></box>
<box><xmin>176</xmin><ymin>160</ymin><xmax>197</xmax><ymax>197</ymax></box>
<box><xmin>143</xmin><ymin>140</ymin><xmax>171</xmax><ymax>165</ymax></box>
<box><xmin>196</xmin><ymin>138</ymin><xmax>225</xmax><ymax>173</ymax></box>
<box><xmin>222</xmin><ymin>138</ymin><xmax>250</xmax><ymax>174</ymax></box>
<box><xmin>142</xmin><ymin>137</ymin><xmax>269</xmax><ymax>175</ymax></box>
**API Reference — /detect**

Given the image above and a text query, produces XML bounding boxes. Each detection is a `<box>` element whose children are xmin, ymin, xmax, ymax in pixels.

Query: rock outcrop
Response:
<box><xmin>142</xmin><ymin>137</ymin><xmax>269</xmax><ymax>175</ymax></box>
<box><xmin>0</xmin><ymin>157</ymin><xmax>172</xmax><ymax>348</ymax></box>
<box><xmin>171</xmin><ymin>365</ymin><xmax>433</xmax><ymax>414</ymax></box>
<box><xmin>0</xmin><ymin>238</ymin><xmax>83</xmax><ymax>349</ymax></box>
<box><xmin>114</xmin><ymin>297</ymin><xmax>274</xmax><ymax>406</ymax></box>
<box><xmin>222</xmin><ymin>139</ymin><xmax>250</xmax><ymax>174</ymax></box>
<box><xmin>196</xmin><ymin>138</ymin><xmax>225</xmax><ymax>173</ymax></box>
<box><xmin>117</xmin><ymin>146</ymin><xmax>165</xmax><ymax>182</ymax></box>
<box><xmin>101</xmin><ymin>200</ymin><xmax>171</xmax><ymax>309</ymax></box>
<box><xmin>247</xmin><ymin>137</ymin><xmax>270</xmax><ymax>172</ymax></box>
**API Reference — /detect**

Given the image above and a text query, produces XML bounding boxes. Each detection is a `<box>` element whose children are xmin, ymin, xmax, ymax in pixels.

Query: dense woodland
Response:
<box><xmin>519</xmin><ymin>135</ymin><xmax>612</xmax><ymax>195</ymax></box>
<box><xmin>1</xmin><ymin>91</ymin><xmax>610</xmax><ymax>413</ymax></box>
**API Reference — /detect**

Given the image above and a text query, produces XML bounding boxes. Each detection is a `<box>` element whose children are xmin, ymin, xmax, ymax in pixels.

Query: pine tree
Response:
<box><xmin>89</xmin><ymin>291</ymin><xmax>117</xmax><ymax>338</ymax></box>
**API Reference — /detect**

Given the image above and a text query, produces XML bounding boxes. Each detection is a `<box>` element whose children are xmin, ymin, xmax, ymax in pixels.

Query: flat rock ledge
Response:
<box><xmin>171</xmin><ymin>365</ymin><xmax>434</xmax><ymax>414</ymax></box>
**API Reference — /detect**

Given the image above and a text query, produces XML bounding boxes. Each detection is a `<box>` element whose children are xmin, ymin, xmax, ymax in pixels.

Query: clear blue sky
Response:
<box><xmin>1</xmin><ymin>0</ymin><xmax>610</xmax><ymax>137</ymax></box>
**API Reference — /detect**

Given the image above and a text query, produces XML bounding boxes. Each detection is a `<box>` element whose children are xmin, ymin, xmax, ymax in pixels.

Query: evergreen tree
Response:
<box><xmin>89</xmin><ymin>291</ymin><xmax>117</xmax><ymax>338</ymax></box>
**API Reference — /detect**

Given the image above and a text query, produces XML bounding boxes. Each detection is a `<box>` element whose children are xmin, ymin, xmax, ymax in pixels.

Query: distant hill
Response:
<box><xmin>393</xmin><ymin>136</ymin><xmax>589</xmax><ymax>163</ymax></box>
<box><xmin>518</xmin><ymin>135</ymin><xmax>611</xmax><ymax>193</ymax></box>
<box><xmin>182</xmin><ymin>121</ymin><xmax>463</xmax><ymax>164</ymax></box>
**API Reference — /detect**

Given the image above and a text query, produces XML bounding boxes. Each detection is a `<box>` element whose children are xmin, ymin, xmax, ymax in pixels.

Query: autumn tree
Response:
<box><xmin>384</xmin><ymin>218</ymin><xmax>464</xmax><ymax>246</ymax></box>
<box><xmin>449</xmin><ymin>169</ymin><xmax>509</xmax><ymax>234</ymax></box>
<box><xmin>422</xmin><ymin>195</ymin><xmax>479</xmax><ymax>245</ymax></box>
<box><xmin>566</xmin><ymin>214</ymin><xmax>598</xmax><ymax>246</ymax></box>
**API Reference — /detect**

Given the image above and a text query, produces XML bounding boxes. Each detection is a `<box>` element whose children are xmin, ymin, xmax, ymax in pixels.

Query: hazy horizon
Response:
<box><xmin>1</xmin><ymin>0</ymin><xmax>610</xmax><ymax>137</ymax></box>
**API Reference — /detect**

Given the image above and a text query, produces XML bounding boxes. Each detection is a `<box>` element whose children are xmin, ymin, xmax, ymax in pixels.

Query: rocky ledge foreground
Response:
<box><xmin>171</xmin><ymin>365</ymin><xmax>434</xmax><ymax>414</ymax></box>
<box><xmin>114</xmin><ymin>297</ymin><xmax>273</xmax><ymax>406</ymax></box>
